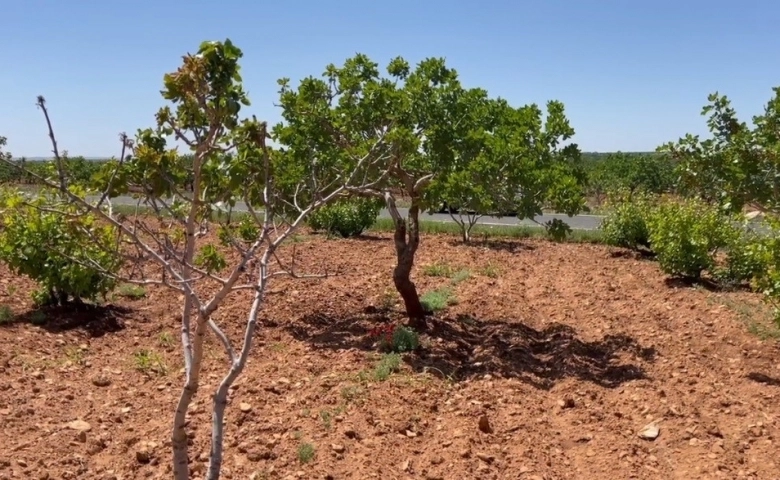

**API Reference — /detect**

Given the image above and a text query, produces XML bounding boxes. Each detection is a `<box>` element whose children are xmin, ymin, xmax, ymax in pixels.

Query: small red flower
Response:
<box><xmin>369</xmin><ymin>323</ymin><xmax>396</xmax><ymax>348</ymax></box>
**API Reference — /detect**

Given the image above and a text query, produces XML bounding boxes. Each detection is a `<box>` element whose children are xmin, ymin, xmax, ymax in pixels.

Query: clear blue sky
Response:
<box><xmin>2</xmin><ymin>0</ymin><xmax>778</xmax><ymax>157</ymax></box>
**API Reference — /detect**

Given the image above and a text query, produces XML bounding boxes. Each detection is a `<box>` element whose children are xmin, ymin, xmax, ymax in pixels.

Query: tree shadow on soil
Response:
<box><xmin>285</xmin><ymin>311</ymin><xmax>656</xmax><ymax>390</ymax></box>
<box><xmin>446</xmin><ymin>238</ymin><xmax>537</xmax><ymax>254</ymax></box>
<box><xmin>663</xmin><ymin>277</ymin><xmax>753</xmax><ymax>293</ymax></box>
<box><xmin>746</xmin><ymin>372</ymin><xmax>780</xmax><ymax>388</ymax></box>
<box><xmin>351</xmin><ymin>234</ymin><xmax>386</xmax><ymax>242</ymax></box>
<box><xmin>3</xmin><ymin>304</ymin><xmax>131</xmax><ymax>337</ymax></box>
<box><xmin>608</xmin><ymin>249</ymin><xmax>656</xmax><ymax>261</ymax></box>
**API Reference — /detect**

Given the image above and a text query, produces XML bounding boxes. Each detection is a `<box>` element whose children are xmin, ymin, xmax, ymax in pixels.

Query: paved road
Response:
<box><xmin>98</xmin><ymin>195</ymin><xmax>606</xmax><ymax>230</ymax></box>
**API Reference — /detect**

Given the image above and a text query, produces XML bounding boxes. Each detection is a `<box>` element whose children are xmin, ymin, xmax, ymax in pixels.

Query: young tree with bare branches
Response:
<box><xmin>0</xmin><ymin>39</ymin><xmax>377</xmax><ymax>480</ymax></box>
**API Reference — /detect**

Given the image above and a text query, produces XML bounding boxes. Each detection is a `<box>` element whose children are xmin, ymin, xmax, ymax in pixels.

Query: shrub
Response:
<box><xmin>372</xmin><ymin>353</ymin><xmax>402</xmax><ymax>381</ymax></box>
<box><xmin>599</xmin><ymin>194</ymin><xmax>654</xmax><ymax>251</ymax></box>
<box><xmin>297</xmin><ymin>443</ymin><xmax>316</xmax><ymax>464</ymax></box>
<box><xmin>420</xmin><ymin>287</ymin><xmax>457</xmax><ymax>311</ymax></box>
<box><xmin>307</xmin><ymin>197</ymin><xmax>381</xmax><ymax>238</ymax></box>
<box><xmin>370</xmin><ymin>323</ymin><xmax>420</xmax><ymax>353</ymax></box>
<box><xmin>543</xmin><ymin>218</ymin><xmax>572</xmax><ymax>242</ymax></box>
<box><xmin>742</xmin><ymin>218</ymin><xmax>780</xmax><ymax>323</ymax></box>
<box><xmin>0</xmin><ymin>188</ymin><xmax>121</xmax><ymax>304</ymax></box>
<box><xmin>716</xmin><ymin>228</ymin><xmax>768</xmax><ymax>286</ymax></box>
<box><xmin>646</xmin><ymin>199</ymin><xmax>737</xmax><ymax>279</ymax></box>
<box><xmin>0</xmin><ymin>305</ymin><xmax>12</xmax><ymax>324</ymax></box>
<box><xmin>216</xmin><ymin>215</ymin><xmax>259</xmax><ymax>247</ymax></box>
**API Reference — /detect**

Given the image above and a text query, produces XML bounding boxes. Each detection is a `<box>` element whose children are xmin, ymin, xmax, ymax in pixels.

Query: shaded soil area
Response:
<box><xmin>1</xmin><ymin>233</ymin><xmax>780</xmax><ymax>479</ymax></box>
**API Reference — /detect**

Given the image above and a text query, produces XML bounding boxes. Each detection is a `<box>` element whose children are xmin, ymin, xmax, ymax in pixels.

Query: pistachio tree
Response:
<box><xmin>659</xmin><ymin>89</ymin><xmax>780</xmax><ymax>214</ymax></box>
<box><xmin>275</xmin><ymin>55</ymin><xmax>584</xmax><ymax>324</ymax></box>
<box><xmin>429</xmin><ymin>98</ymin><xmax>586</xmax><ymax>242</ymax></box>
<box><xmin>1</xmin><ymin>39</ymin><xmax>363</xmax><ymax>480</ymax></box>
<box><xmin>659</xmin><ymin>87</ymin><xmax>780</xmax><ymax>321</ymax></box>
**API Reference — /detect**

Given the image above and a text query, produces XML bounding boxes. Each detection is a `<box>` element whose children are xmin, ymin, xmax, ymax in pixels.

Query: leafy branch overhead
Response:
<box><xmin>659</xmin><ymin>88</ymin><xmax>780</xmax><ymax>215</ymax></box>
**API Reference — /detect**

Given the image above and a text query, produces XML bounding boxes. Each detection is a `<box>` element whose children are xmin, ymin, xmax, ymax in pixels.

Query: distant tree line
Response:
<box><xmin>0</xmin><ymin>154</ymin><xmax>196</xmax><ymax>191</ymax></box>
<box><xmin>2</xmin><ymin>151</ymin><xmax>678</xmax><ymax>205</ymax></box>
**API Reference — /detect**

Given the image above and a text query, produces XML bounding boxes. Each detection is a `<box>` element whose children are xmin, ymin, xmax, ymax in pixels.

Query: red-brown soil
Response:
<box><xmin>1</xmin><ymin>233</ymin><xmax>780</xmax><ymax>480</ymax></box>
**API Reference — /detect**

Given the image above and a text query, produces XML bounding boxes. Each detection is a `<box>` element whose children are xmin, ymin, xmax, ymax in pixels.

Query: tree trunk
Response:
<box><xmin>173</xmin><ymin>151</ymin><xmax>205</xmax><ymax>480</ymax></box>
<box><xmin>205</xmin><ymin>255</ymin><xmax>267</xmax><ymax>479</ymax></box>
<box><xmin>206</xmin><ymin>382</ymin><xmax>230</xmax><ymax>479</ymax></box>
<box><xmin>172</xmin><ymin>315</ymin><xmax>206</xmax><ymax>480</ymax></box>
<box><xmin>390</xmin><ymin>204</ymin><xmax>426</xmax><ymax>329</ymax></box>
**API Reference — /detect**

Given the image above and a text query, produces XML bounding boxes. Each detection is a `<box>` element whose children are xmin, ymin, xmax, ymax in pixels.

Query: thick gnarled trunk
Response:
<box><xmin>386</xmin><ymin>197</ymin><xmax>426</xmax><ymax>329</ymax></box>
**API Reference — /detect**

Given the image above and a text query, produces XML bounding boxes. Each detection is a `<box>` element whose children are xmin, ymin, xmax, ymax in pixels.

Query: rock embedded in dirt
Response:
<box><xmin>476</xmin><ymin>452</ymin><xmax>495</xmax><ymax>463</ymax></box>
<box><xmin>638</xmin><ymin>423</ymin><xmax>660</xmax><ymax>441</ymax></box>
<box><xmin>66</xmin><ymin>420</ymin><xmax>91</xmax><ymax>432</ymax></box>
<box><xmin>239</xmin><ymin>402</ymin><xmax>252</xmax><ymax>413</ymax></box>
<box><xmin>135</xmin><ymin>445</ymin><xmax>151</xmax><ymax>464</ymax></box>
<box><xmin>86</xmin><ymin>439</ymin><xmax>105</xmax><ymax>455</ymax></box>
<box><xmin>478</xmin><ymin>414</ymin><xmax>494</xmax><ymax>434</ymax></box>
<box><xmin>707</xmin><ymin>424</ymin><xmax>723</xmax><ymax>438</ymax></box>
<box><xmin>91</xmin><ymin>376</ymin><xmax>111</xmax><ymax>387</ymax></box>
<box><xmin>331</xmin><ymin>443</ymin><xmax>345</xmax><ymax>453</ymax></box>
<box><xmin>246</xmin><ymin>450</ymin><xmax>271</xmax><ymax>462</ymax></box>
<box><xmin>558</xmin><ymin>398</ymin><xmax>576</xmax><ymax>409</ymax></box>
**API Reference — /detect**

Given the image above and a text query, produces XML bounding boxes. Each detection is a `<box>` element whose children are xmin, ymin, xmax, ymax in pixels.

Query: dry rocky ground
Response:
<box><xmin>1</xmin><ymin>232</ymin><xmax>780</xmax><ymax>479</ymax></box>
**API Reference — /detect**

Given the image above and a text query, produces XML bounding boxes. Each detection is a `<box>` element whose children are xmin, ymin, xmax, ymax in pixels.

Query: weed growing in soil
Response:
<box><xmin>63</xmin><ymin>345</ymin><xmax>85</xmax><ymax>365</ymax></box>
<box><xmin>707</xmin><ymin>293</ymin><xmax>780</xmax><ymax>340</ymax></box>
<box><xmin>297</xmin><ymin>442</ymin><xmax>316</xmax><ymax>464</ymax></box>
<box><xmin>0</xmin><ymin>305</ymin><xmax>12</xmax><ymax>324</ymax></box>
<box><xmin>133</xmin><ymin>349</ymin><xmax>167</xmax><ymax>375</ymax></box>
<box><xmin>421</xmin><ymin>263</ymin><xmax>471</xmax><ymax>286</ymax></box>
<box><xmin>373</xmin><ymin>353</ymin><xmax>402</xmax><ymax>381</ymax></box>
<box><xmin>479</xmin><ymin>262</ymin><xmax>501</xmax><ymax>278</ymax></box>
<box><xmin>158</xmin><ymin>332</ymin><xmax>175</xmax><ymax>349</ymax></box>
<box><xmin>369</xmin><ymin>323</ymin><xmax>420</xmax><ymax>353</ymax></box>
<box><xmin>115</xmin><ymin>284</ymin><xmax>147</xmax><ymax>299</ymax></box>
<box><xmin>319</xmin><ymin>410</ymin><xmax>332</xmax><ymax>429</ymax></box>
<box><xmin>421</xmin><ymin>287</ymin><xmax>457</xmax><ymax>311</ymax></box>
<box><xmin>378</xmin><ymin>288</ymin><xmax>399</xmax><ymax>311</ymax></box>
<box><xmin>340</xmin><ymin>385</ymin><xmax>365</xmax><ymax>402</ymax></box>
<box><xmin>450</xmin><ymin>269</ymin><xmax>472</xmax><ymax>285</ymax></box>
<box><xmin>422</xmin><ymin>262</ymin><xmax>456</xmax><ymax>277</ymax></box>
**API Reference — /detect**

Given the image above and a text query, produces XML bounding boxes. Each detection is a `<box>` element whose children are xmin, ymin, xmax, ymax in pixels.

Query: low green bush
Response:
<box><xmin>717</xmin><ymin>228</ymin><xmax>768</xmax><ymax>286</ymax></box>
<box><xmin>741</xmin><ymin>217</ymin><xmax>780</xmax><ymax>322</ymax></box>
<box><xmin>308</xmin><ymin>197</ymin><xmax>381</xmax><ymax>238</ymax></box>
<box><xmin>646</xmin><ymin>199</ymin><xmax>737</xmax><ymax>280</ymax></box>
<box><xmin>599</xmin><ymin>193</ymin><xmax>654</xmax><ymax>251</ymax></box>
<box><xmin>0</xmin><ymin>188</ymin><xmax>121</xmax><ymax>305</ymax></box>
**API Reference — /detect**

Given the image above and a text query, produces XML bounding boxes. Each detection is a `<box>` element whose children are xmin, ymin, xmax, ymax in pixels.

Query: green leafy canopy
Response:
<box><xmin>659</xmin><ymin>87</ymin><xmax>780</xmax><ymax>215</ymax></box>
<box><xmin>273</xmin><ymin>53</ymin><xmax>585</xmax><ymax>222</ymax></box>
